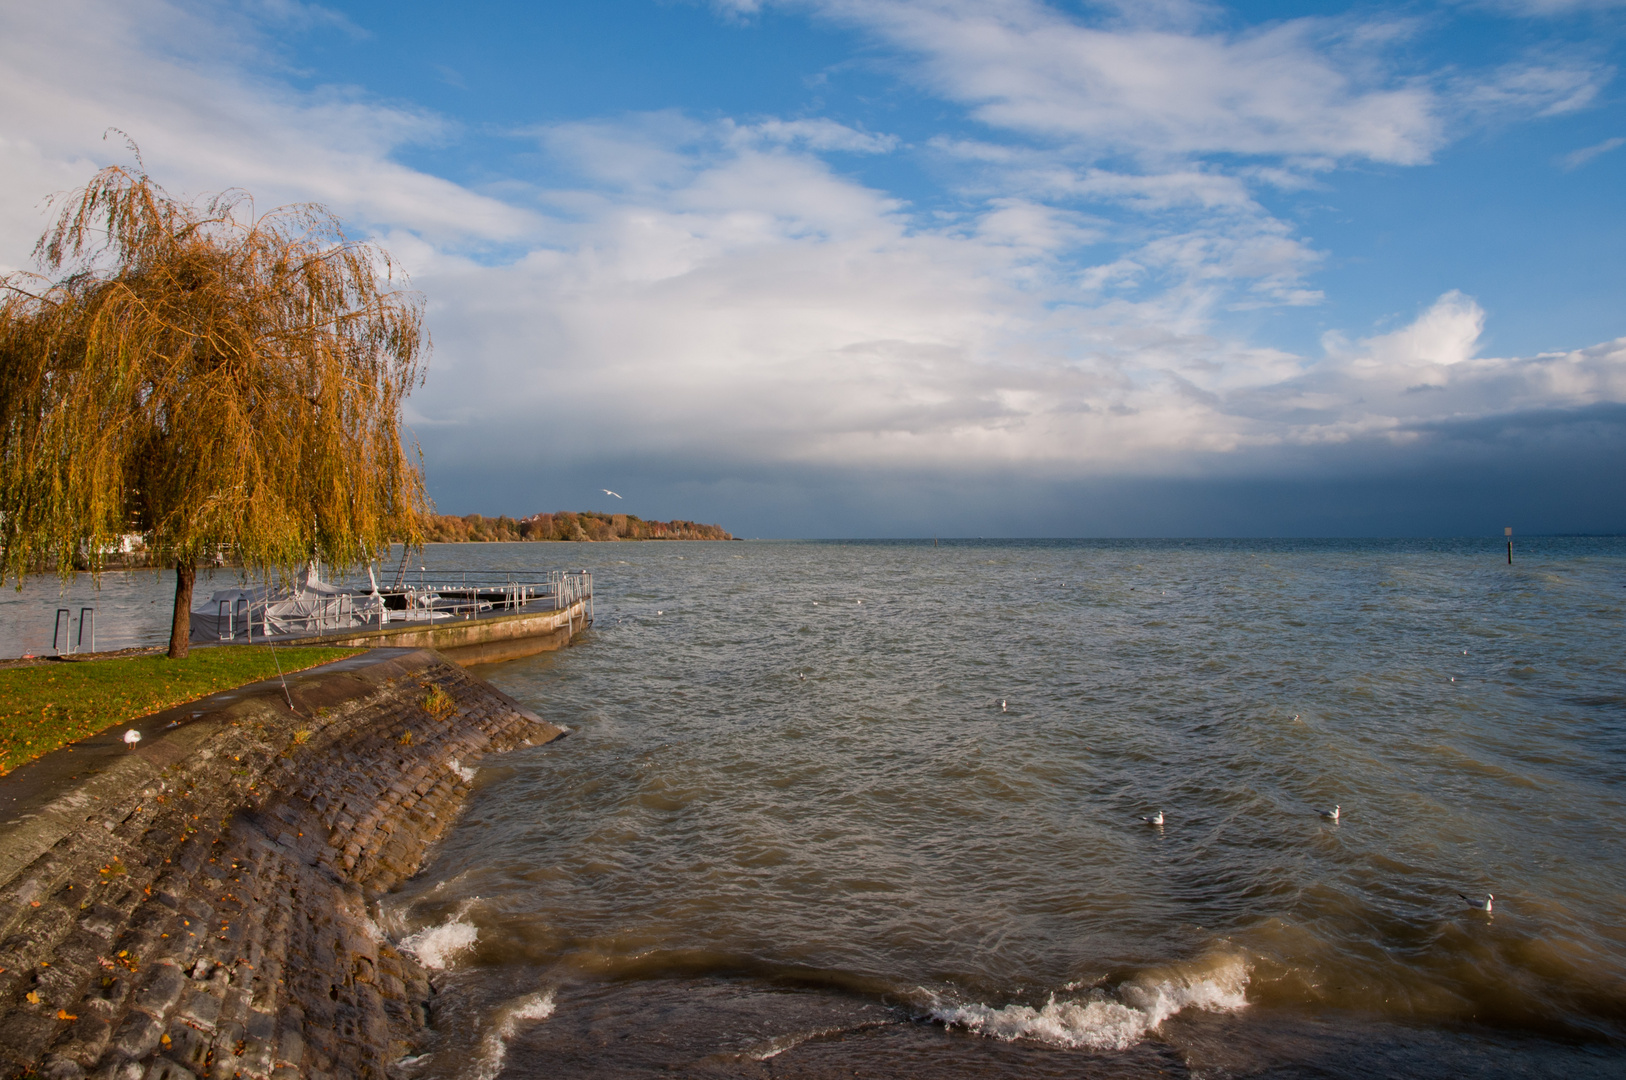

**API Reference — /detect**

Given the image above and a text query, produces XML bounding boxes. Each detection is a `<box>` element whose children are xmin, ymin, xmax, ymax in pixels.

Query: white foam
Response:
<box><xmin>449</xmin><ymin>758</ymin><xmax>477</xmax><ymax>783</ymax></box>
<box><xmin>932</xmin><ymin>957</ymin><xmax>1248</xmax><ymax>1052</ymax></box>
<box><xmin>468</xmin><ymin>990</ymin><xmax>556</xmax><ymax>1080</ymax></box>
<box><xmin>747</xmin><ymin>1020</ymin><xmax>892</xmax><ymax>1061</ymax></box>
<box><xmin>400</xmin><ymin>902</ymin><xmax>480</xmax><ymax>971</ymax></box>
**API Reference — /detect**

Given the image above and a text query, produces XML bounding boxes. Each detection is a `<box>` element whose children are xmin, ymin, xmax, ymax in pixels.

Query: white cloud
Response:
<box><xmin>1325</xmin><ymin>290</ymin><xmax>1486</xmax><ymax>374</ymax></box>
<box><xmin>412</xmin><ymin>124</ymin><xmax>1622</xmax><ymax>477</ymax></box>
<box><xmin>1465</xmin><ymin>0</ymin><xmax>1626</xmax><ymax>15</ymax></box>
<box><xmin>1453</xmin><ymin>59</ymin><xmax>1610</xmax><ymax>118</ymax></box>
<box><xmin>245</xmin><ymin>0</ymin><xmax>367</xmax><ymax>37</ymax></box>
<box><xmin>2</xmin><ymin>0</ymin><xmax>1621</xmax><ymax>499</ymax></box>
<box><xmin>1561</xmin><ymin>135</ymin><xmax>1626</xmax><ymax>168</ymax></box>
<box><xmin>730</xmin><ymin>118</ymin><xmax>900</xmax><ymax>154</ymax></box>
<box><xmin>785</xmin><ymin>0</ymin><xmax>1445</xmax><ymax>163</ymax></box>
<box><xmin>0</xmin><ymin>0</ymin><xmax>533</xmax><ymax>273</ymax></box>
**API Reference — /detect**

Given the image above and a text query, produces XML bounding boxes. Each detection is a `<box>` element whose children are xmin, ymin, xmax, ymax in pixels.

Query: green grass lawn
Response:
<box><xmin>0</xmin><ymin>646</ymin><xmax>362</xmax><ymax>774</ymax></box>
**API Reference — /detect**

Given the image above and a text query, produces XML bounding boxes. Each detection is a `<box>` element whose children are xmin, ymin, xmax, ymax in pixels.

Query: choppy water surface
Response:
<box><xmin>22</xmin><ymin>540</ymin><xmax>1623</xmax><ymax>1076</ymax></box>
<box><xmin>385</xmin><ymin>538</ymin><xmax>1626</xmax><ymax>1079</ymax></box>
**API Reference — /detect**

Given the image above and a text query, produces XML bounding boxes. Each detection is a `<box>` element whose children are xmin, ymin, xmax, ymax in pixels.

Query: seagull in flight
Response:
<box><xmin>1140</xmin><ymin>811</ymin><xmax>1164</xmax><ymax>825</ymax></box>
<box><xmin>602</xmin><ymin>489</ymin><xmax>622</xmax><ymax>499</ymax></box>
<box><xmin>1459</xmin><ymin>892</ymin><xmax>1494</xmax><ymax>913</ymax></box>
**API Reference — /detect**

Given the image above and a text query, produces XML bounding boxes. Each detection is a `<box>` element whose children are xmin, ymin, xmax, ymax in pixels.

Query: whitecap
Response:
<box><xmin>400</xmin><ymin>901</ymin><xmax>480</xmax><ymax>971</ymax></box>
<box><xmin>449</xmin><ymin>757</ymin><xmax>477</xmax><ymax>783</ymax></box>
<box><xmin>467</xmin><ymin>990</ymin><xmax>557</xmax><ymax>1080</ymax></box>
<box><xmin>932</xmin><ymin>956</ymin><xmax>1248</xmax><ymax>1051</ymax></box>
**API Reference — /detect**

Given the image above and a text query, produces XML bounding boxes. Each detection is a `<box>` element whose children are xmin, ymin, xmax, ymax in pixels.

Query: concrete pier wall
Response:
<box><xmin>278</xmin><ymin>598</ymin><xmax>590</xmax><ymax>665</ymax></box>
<box><xmin>0</xmin><ymin>649</ymin><xmax>564</xmax><ymax>1078</ymax></box>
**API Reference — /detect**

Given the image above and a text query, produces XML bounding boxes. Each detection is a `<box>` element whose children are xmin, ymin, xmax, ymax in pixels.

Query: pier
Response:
<box><xmin>198</xmin><ymin>569</ymin><xmax>594</xmax><ymax>665</ymax></box>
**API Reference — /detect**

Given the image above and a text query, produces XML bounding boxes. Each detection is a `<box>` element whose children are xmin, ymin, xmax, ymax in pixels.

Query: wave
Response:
<box><xmin>745</xmin><ymin>1019</ymin><xmax>895</xmax><ymax>1061</ymax></box>
<box><xmin>400</xmin><ymin>900</ymin><xmax>480</xmax><ymax>971</ymax></box>
<box><xmin>931</xmin><ymin>955</ymin><xmax>1249</xmax><ymax>1051</ymax></box>
<box><xmin>467</xmin><ymin>990</ymin><xmax>556</xmax><ymax>1080</ymax></box>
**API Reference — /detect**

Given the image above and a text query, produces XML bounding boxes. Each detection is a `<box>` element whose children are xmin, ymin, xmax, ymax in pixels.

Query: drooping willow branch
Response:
<box><xmin>0</xmin><ymin>163</ymin><xmax>430</xmax><ymax>656</ymax></box>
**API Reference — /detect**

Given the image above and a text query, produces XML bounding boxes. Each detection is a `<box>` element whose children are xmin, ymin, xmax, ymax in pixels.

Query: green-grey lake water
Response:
<box><xmin>7</xmin><ymin>538</ymin><xmax>1625</xmax><ymax>1077</ymax></box>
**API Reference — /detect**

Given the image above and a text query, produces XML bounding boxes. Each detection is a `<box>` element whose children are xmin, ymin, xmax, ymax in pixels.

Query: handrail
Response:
<box><xmin>206</xmin><ymin>569</ymin><xmax>592</xmax><ymax>642</ymax></box>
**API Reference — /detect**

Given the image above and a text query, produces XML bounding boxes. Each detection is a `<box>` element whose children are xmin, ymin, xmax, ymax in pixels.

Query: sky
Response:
<box><xmin>2</xmin><ymin>0</ymin><xmax>1624</xmax><ymax>537</ymax></box>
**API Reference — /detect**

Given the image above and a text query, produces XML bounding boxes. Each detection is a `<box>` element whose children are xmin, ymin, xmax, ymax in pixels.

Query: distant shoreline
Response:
<box><xmin>421</xmin><ymin>510</ymin><xmax>733</xmax><ymax>544</ymax></box>
<box><xmin>422</xmin><ymin>536</ymin><xmax>738</xmax><ymax>542</ymax></box>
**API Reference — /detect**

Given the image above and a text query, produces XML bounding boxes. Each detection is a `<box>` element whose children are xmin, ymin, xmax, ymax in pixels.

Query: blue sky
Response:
<box><xmin>2</xmin><ymin>0</ymin><xmax>1624</xmax><ymax>536</ymax></box>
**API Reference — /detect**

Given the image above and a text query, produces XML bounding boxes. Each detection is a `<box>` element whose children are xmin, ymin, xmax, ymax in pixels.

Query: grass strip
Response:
<box><xmin>0</xmin><ymin>646</ymin><xmax>362</xmax><ymax>774</ymax></box>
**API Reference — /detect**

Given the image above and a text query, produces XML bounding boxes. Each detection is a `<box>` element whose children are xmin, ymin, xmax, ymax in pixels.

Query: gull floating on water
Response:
<box><xmin>1459</xmin><ymin>892</ymin><xmax>1494</xmax><ymax>912</ymax></box>
<box><xmin>123</xmin><ymin>729</ymin><xmax>141</xmax><ymax>749</ymax></box>
<box><xmin>602</xmin><ymin>489</ymin><xmax>622</xmax><ymax>499</ymax></box>
<box><xmin>1141</xmin><ymin>811</ymin><xmax>1164</xmax><ymax>825</ymax></box>
<box><xmin>1318</xmin><ymin>804</ymin><xmax>1341</xmax><ymax>822</ymax></box>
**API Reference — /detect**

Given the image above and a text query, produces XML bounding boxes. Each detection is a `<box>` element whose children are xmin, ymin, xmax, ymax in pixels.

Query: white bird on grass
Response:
<box><xmin>1141</xmin><ymin>811</ymin><xmax>1164</xmax><ymax>825</ymax></box>
<box><xmin>1318</xmin><ymin>804</ymin><xmax>1341</xmax><ymax>822</ymax></box>
<box><xmin>123</xmin><ymin>729</ymin><xmax>141</xmax><ymax>750</ymax></box>
<box><xmin>1459</xmin><ymin>892</ymin><xmax>1494</xmax><ymax>913</ymax></box>
<box><xmin>602</xmin><ymin>489</ymin><xmax>622</xmax><ymax>499</ymax></box>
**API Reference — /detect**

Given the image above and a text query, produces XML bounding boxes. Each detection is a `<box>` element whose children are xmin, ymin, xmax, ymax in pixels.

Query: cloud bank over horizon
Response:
<box><xmin>1</xmin><ymin>0</ymin><xmax>1622</xmax><ymax>535</ymax></box>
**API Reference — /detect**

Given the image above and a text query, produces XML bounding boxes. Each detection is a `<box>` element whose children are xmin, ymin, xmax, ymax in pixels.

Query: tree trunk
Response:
<box><xmin>168</xmin><ymin>559</ymin><xmax>195</xmax><ymax>659</ymax></box>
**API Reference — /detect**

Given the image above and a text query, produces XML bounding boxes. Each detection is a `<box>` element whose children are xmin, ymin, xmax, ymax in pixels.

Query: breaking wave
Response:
<box><xmin>932</xmin><ymin>956</ymin><xmax>1249</xmax><ymax>1051</ymax></box>
<box><xmin>468</xmin><ymin>990</ymin><xmax>556</xmax><ymax>1080</ymax></box>
<box><xmin>400</xmin><ymin>901</ymin><xmax>480</xmax><ymax>971</ymax></box>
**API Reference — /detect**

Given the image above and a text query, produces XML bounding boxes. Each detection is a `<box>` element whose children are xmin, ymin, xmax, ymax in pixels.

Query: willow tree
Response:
<box><xmin>0</xmin><ymin>163</ymin><xmax>428</xmax><ymax>657</ymax></box>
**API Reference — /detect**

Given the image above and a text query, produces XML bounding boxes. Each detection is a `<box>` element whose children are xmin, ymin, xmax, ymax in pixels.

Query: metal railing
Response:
<box><xmin>210</xmin><ymin>569</ymin><xmax>592</xmax><ymax>642</ymax></box>
<box><xmin>53</xmin><ymin>607</ymin><xmax>95</xmax><ymax>655</ymax></box>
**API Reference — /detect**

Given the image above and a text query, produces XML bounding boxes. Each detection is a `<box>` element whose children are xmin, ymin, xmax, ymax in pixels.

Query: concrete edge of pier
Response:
<box><xmin>269</xmin><ymin>597</ymin><xmax>592</xmax><ymax>665</ymax></box>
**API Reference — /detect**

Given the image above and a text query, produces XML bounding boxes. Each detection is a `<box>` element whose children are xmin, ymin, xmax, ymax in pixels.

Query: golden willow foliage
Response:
<box><xmin>0</xmin><ymin>164</ymin><xmax>428</xmax><ymax>655</ymax></box>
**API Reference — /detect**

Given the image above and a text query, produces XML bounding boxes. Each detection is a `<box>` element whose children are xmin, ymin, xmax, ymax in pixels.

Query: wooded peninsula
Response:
<box><xmin>422</xmin><ymin>511</ymin><xmax>734</xmax><ymax>543</ymax></box>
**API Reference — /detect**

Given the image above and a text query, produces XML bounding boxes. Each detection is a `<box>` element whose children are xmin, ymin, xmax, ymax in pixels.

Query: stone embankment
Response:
<box><xmin>0</xmin><ymin>649</ymin><xmax>565</xmax><ymax>1079</ymax></box>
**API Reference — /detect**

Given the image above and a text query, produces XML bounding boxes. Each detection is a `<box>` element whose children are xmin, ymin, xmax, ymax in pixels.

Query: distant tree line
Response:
<box><xmin>420</xmin><ymin>511</ymin><xmax>733</xmax><ymax>543</ymax></box>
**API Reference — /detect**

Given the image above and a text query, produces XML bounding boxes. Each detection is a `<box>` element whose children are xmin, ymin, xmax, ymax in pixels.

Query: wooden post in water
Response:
<box><xmin>1505</xmin><ymin>526</ymin><xmax>1513</xmax><ymax>565</ymax></box>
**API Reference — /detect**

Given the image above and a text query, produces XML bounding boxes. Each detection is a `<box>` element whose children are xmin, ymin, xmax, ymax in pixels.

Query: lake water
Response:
<box><xmin>7</xmin><ymin>539</ymin><xmax>1625</xmax><ymax>1076</ymax></box>
<box><xmin>383</xmin><ymin>538</ymin><xmax>1626</xmax><ymax>1079</ymax></box>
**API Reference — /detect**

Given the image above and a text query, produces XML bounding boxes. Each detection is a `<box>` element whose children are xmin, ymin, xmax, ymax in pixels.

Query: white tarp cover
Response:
<box><xmin>188</xmin><ymin>563</ymin><xmax>388</xmax><ymax>642</ymax></box>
